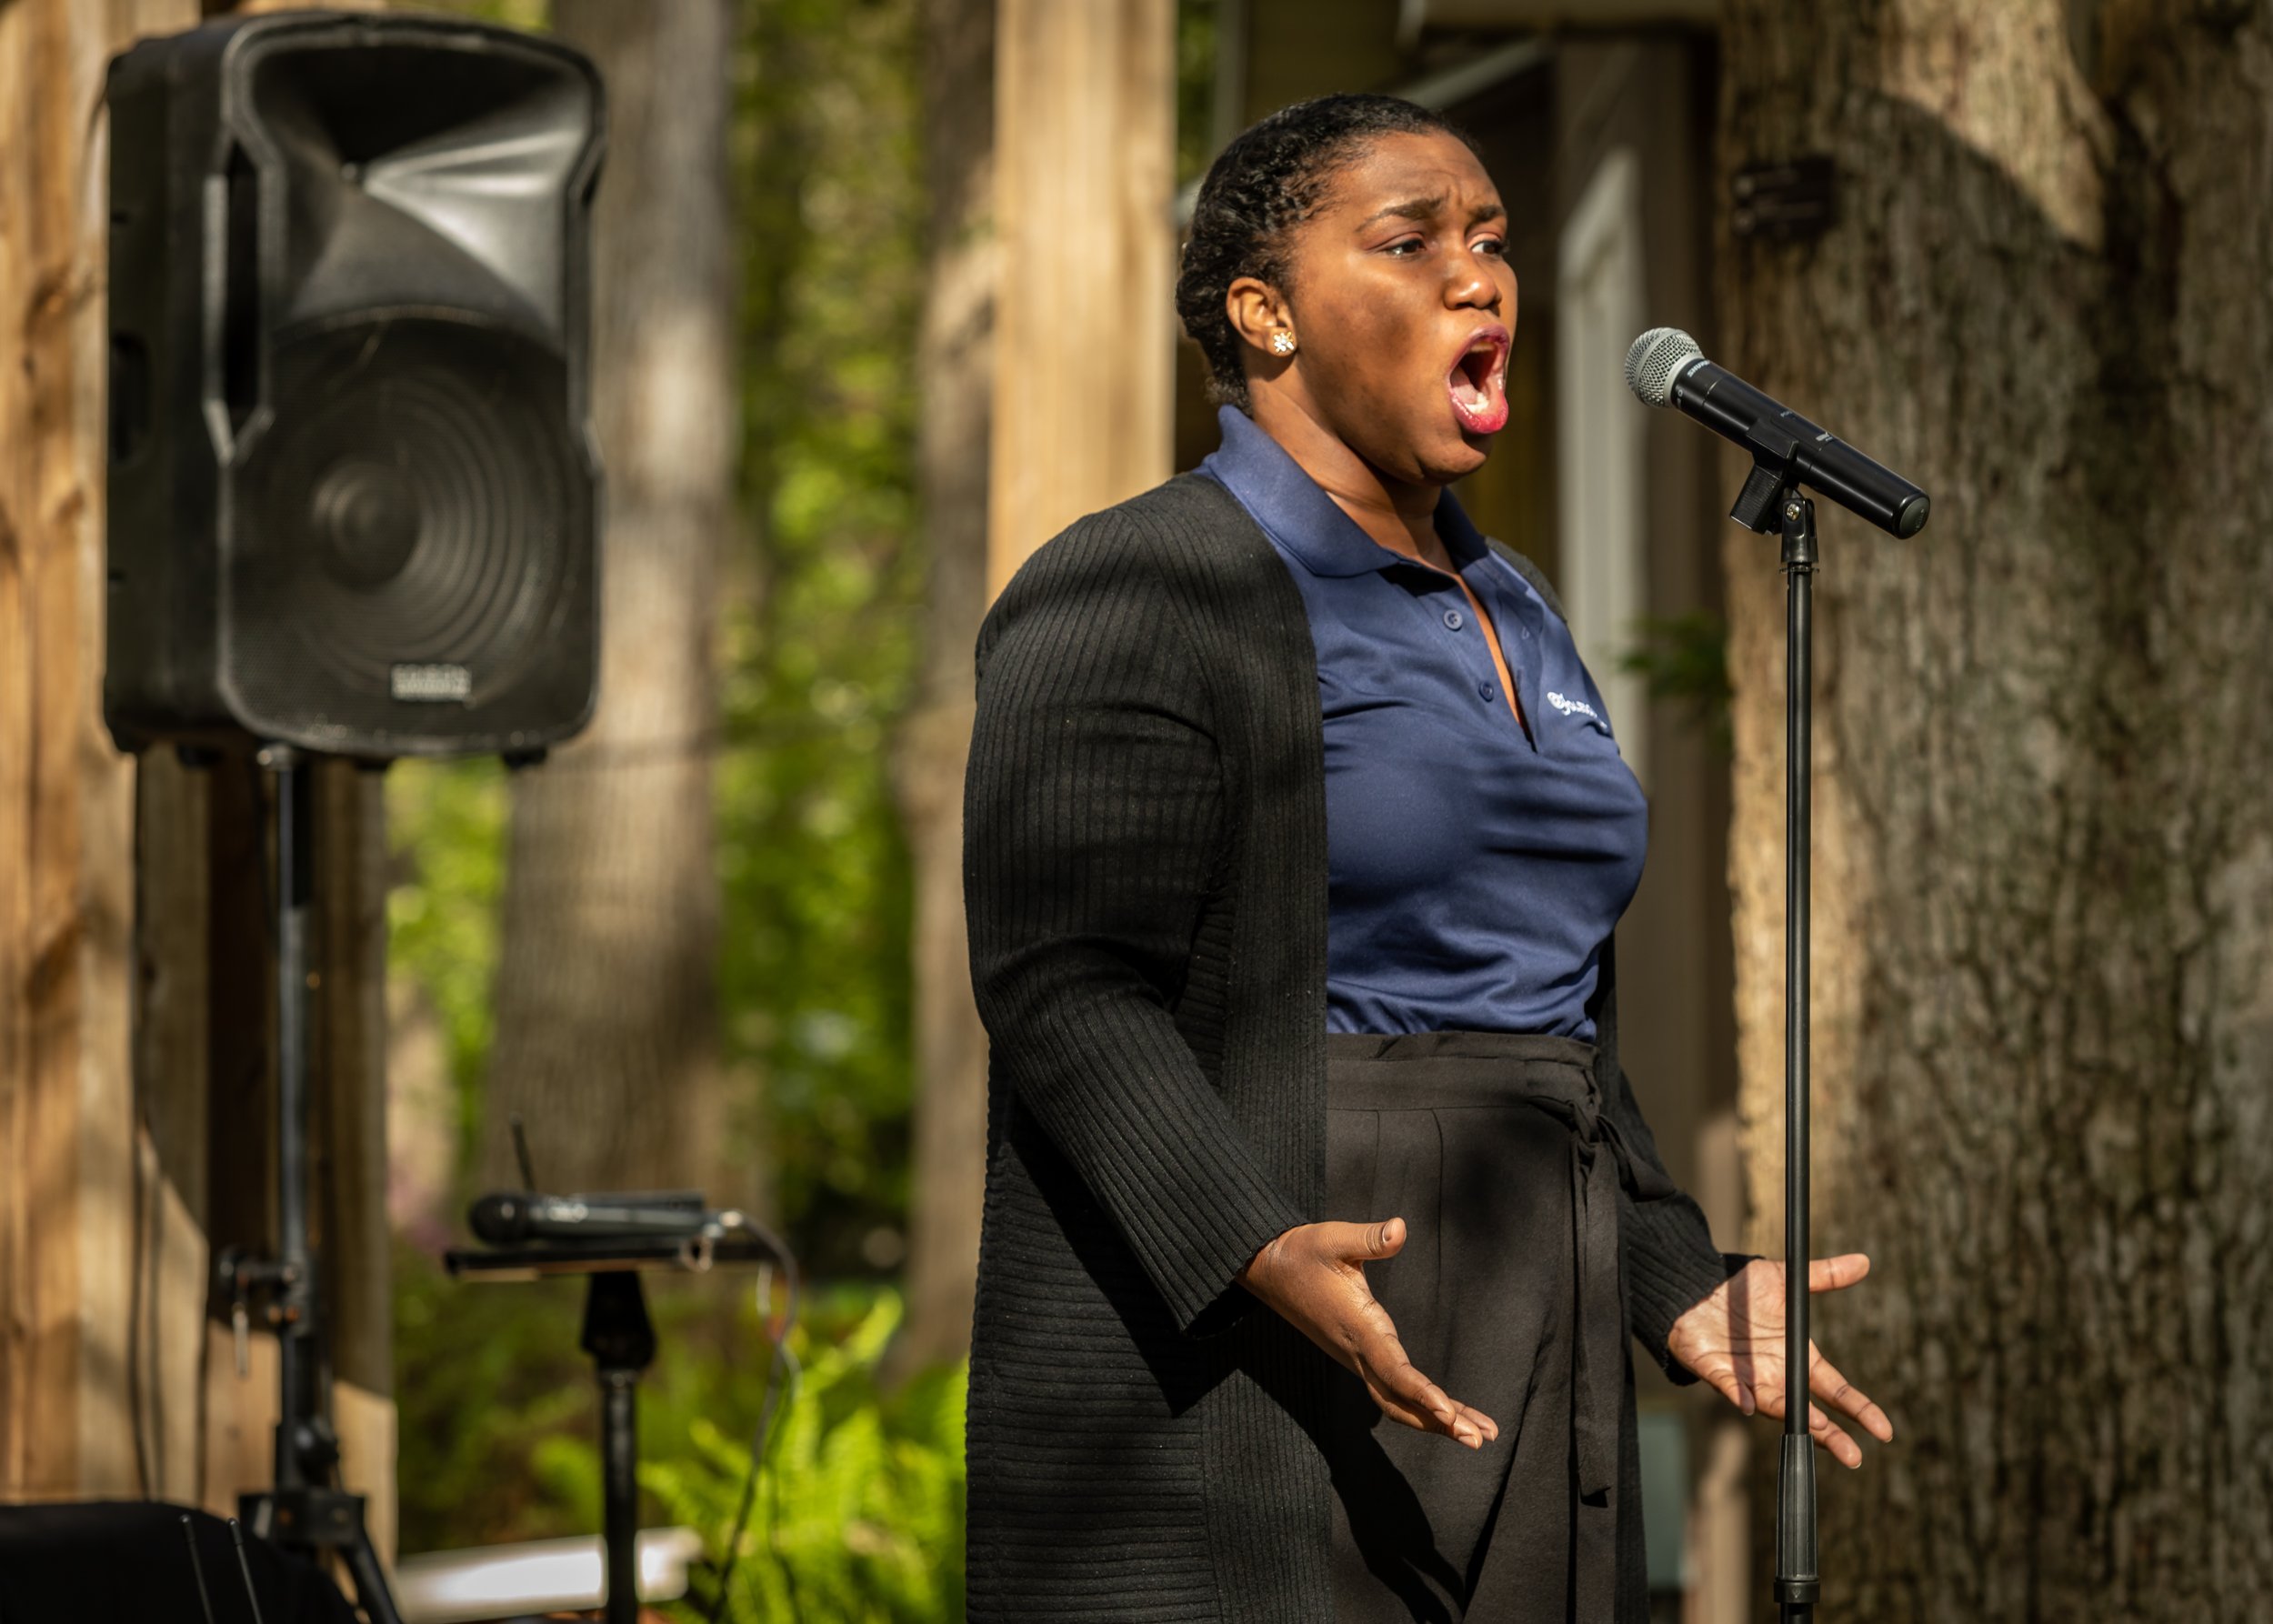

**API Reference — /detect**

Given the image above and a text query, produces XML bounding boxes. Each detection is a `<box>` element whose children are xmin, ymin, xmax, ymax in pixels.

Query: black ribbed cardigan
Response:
<box><xmin>962</xmin><ymin>473</ymin><xmax>1733</xmax><ymax>1622</ymax></box>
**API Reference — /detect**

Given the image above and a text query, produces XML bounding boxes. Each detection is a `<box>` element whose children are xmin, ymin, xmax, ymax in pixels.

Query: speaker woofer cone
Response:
<box><xmin>312</xmin><ymin>458</ymin><xmax>423</xmax><ymax>589</ymax></box>
<box><xmin>230</xmin><ymin>315</ymin><xmax>583</xmax><ymax>724</ymax></box>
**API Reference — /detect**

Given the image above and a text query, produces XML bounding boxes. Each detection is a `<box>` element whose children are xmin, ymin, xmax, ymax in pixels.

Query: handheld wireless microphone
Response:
<box><xmin>1624</xmin><ymin>326</ymin><xmax>1930</xmax><ymax>539</ymax></box>
<box><xmin>467</xmin><ymin>1188</ymin><xmax>721</xmax><ymax>1245</ymax></box>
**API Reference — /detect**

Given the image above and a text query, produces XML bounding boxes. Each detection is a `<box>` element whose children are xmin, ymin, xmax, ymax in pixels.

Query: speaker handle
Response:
<box><xmin>203</xmin><ymin>151</ymin><xmax>265</xmax><ymax>441</ymax></box>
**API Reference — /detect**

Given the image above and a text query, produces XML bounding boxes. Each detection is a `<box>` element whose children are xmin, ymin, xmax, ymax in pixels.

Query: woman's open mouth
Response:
<box><xmin>1447</xmin><ymin>326</ymin><xmax>1511</xmax><ymax>436</ymax></box>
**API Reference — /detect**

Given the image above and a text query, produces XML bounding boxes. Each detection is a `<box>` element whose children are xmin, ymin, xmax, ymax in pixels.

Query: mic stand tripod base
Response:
<box><xmin>241</xmin><ymin>1487</ymin><xmax>401</xmax><ymax>1624</ymax></box>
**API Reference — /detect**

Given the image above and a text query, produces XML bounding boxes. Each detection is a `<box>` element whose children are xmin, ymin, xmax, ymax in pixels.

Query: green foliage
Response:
<box><xmin>396</xmin><ymin>1251</ymin><xmax>967</xmax><ymax>1610</ymax></box>
<box><xmin>395</xmin><ymin>1239</ymin><xmax>951</xmax><ymax>1568</ymax></box>
<box><xmin>384</xmin><ymin>0</ymin><xmax>931</xmax><ymax>1267</ymax></box>
<box><xmin>385</xmin><ymin>757</ymin><xmax>509</xmax><ymax>1171</ymax></box>
<box><xmin>386</xmin><ymin>0</ymin><xmax>956</xmax><ymax>1586</ymax></box>
<box><xmin>717</xmin><ymin>0</ymin><xmax>926</xmax><ymax>1274</ymax></box>
<box><xmin>396</xmin><ymin>0</ymin><xmax>550</xmax><ymax>35</ymax></box>
<box><xmin>1619</xmin><ymin>609</ymin><xmax>1733</xmax><ymax>754</ymax></box>
<box><xmin>1176</xmin><ymin>0</ymin><xmax>1224</xmax><ymax>186</ymax></box>
<box><xmin>646</xmin><ymin>1290</ymin><xmax>967</xmax><ymax>1623</ymax></box>
<box><xmin>393</xmin><ymin>1240</ymin><xmax>596</xmax><ymax>1552</ymax></box>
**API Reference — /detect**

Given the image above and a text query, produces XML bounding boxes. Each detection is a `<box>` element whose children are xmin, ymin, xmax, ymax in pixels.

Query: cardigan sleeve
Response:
<box><xmin>1609</xmin><ymin>1057</ymin><xmax>1753</xmax><ymax>1386</ymax></box>
<box><xmin>1593</xmin><ymin>948</ymin><xmax>1756</xmax><ymax>1384</ymax></box>
<box><xmin>964</xmin><ymin>514</ymin><xmax>1309</xmax><ymax>1338</ymax></box>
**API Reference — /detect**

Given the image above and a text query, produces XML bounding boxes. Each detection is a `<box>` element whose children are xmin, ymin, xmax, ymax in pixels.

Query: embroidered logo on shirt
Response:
<box><xmin>1547</xmin><ymin>690</ymin><xmax>1600</xmax><ymax>723</ymax></box>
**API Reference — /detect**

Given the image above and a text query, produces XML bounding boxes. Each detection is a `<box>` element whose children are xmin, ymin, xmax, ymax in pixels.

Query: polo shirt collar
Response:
<box><xmin>1199</xmin><ymin>404</ymin><xmax>1489</xmax><ymax>579</ymax></box>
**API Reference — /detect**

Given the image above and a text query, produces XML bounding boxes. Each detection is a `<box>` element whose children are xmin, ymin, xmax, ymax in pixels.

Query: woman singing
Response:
<box><xmin>961</xmin><ymin>94</ymin><xmax>1892</xmax><ymax>1623</ymax></box>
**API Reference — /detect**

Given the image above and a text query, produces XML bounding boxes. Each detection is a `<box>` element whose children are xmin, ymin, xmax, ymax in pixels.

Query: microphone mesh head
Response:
<box><xmin>1625</xmin><ymin>326</ymin><xmax>1702</xmax><ymax>406</ymax></box>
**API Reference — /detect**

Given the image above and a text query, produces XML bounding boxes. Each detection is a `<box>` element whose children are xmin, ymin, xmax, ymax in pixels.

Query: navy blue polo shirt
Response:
<box><xmin>1197</xmin><ymin>405</ymin><xmax>1648</xmax><ymax>1038</ymax></box>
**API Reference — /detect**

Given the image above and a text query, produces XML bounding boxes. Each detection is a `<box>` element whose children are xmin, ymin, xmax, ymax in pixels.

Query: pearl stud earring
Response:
<box><xmin>1270</xmin><ymin>331</ymin><xmax>1296</xmax><ymax>356</ymax></box>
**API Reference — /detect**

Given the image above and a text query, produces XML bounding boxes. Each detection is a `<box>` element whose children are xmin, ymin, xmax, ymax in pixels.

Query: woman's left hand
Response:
<box><xmin>1665</xmin><ymin>1254</ymin><xmax>1895</xmax><ymax>1469</ymax></box>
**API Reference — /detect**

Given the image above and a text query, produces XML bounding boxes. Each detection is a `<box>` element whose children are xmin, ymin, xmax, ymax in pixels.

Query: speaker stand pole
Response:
<box><xmin>233</xmin><ymin>746</ymin><xmax>405</xmax><ymax>1624</ymax></box>
<box><xmin>1771</xmin><ymin>490</ymin><xmax>1822</xmax><ymax>1620</ymax></box>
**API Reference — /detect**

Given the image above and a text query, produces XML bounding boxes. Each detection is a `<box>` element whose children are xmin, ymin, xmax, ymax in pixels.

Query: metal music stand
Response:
<box><xmin>443</xmin><ymin>1232</ymin><xmax>778</xmax><ymax>1624</ymax></box>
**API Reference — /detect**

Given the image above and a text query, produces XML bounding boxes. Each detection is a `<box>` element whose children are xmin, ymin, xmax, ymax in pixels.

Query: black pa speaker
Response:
<box><xmin>104</xmin><ymin>11</ymin><xmax>604</xmax><ymax>760</ymax></box>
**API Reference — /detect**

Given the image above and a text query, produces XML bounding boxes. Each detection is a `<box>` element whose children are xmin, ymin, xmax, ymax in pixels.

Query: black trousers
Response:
<box><xmin>1323</xmin><ymin>1032</ymin><xmax>1651</xmax><ymax>1624</ymax></box>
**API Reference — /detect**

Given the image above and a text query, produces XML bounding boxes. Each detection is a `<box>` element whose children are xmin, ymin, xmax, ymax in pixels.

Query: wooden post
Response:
<box><xmin>133</xmin><ymin>749</ymin><xmax>214</xmax><ymax>1506</ymax></box>
<box><xmin>2</xmin><ymin>2</ymin><xmax>393</xmax><ymax>1549</ymax></box>
<box><xmin>988</xmin><ymin>0</ymin><xmax>1177</xmax><ymax>590</ymax></box>
<box><xmin>886</xmin><ymin>0</ymin><xmax>996</xmax><ymax>1385</ymax></box>
<box><xmin>0</xmin><ymin>0</ymin><xmax>195</xmax><ymax>1502</ymax></box>
<box><xmin>890</xmin><ymin>0</ymin><xmax>1176</xmax><ymax>1378</ymax></box>
<box><xmin>315</xmin><ymin>758</ymin><xmax>395</xmax><ymax>1559</ymax></box>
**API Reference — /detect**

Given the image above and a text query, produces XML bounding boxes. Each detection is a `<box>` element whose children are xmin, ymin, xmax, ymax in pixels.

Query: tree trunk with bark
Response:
<box><xmin>887</xmin><ymin>0</ymin><xmax>996</xmax><ymax>1380</ymax></box>
<box><xmin>486</xmin><ymin>0</ymin><xmax>738</xmax><ymax>1195</ymax></box>
<box><xmin>1717</xmin><ymin>4</ymin><xmax>2273</xmax><ymax>1616</ymax></box>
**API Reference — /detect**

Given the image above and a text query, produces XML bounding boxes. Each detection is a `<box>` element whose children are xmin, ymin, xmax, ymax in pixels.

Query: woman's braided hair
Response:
<box><xmin>1176</xmin><ymin>94</ymin><xmax>1479</xmax><ymax>412</ymax></box>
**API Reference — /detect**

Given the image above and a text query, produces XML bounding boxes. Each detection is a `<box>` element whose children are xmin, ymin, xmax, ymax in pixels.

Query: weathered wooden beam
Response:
<box><xmin>1</xmin><ymin>2</ymin><xmax>394</xmax><ymax>1542</ymax></box>
<box><xmin>0</xmin><ymin>0</ymin><xmax>195</xmax><ymax>1502</ymax></box>
<box><xmin>988</xmin><ymin>0</ymin><xmax>1177</xmax><ymax>591</ymax></box>
<box><xmin>133</xmin><ymin>748</ymin><xmax>213</xmax><ymax>1505</ymax></box>
<box><xmin>315</xmin><ymin>758</ymin><xmax>393</xmax><ymax>1559</ymax></box>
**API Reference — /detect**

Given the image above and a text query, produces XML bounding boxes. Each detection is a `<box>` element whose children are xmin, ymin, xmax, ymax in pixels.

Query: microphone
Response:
<box><xmin>468</xmin><ymin>1188</ymin><xmax>726</xmax><ymax>1245</ymax></box>
<box><xmin>1624</xmin><ymin>326</ymin><xmax>1930</xmax><ymax>539</ymax></box>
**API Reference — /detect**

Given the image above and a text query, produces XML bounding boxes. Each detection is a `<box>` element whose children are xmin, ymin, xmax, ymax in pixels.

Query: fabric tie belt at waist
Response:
<box><xmin>1324</xmin><ymin>1030</ymin><xmax>1674</xmax><ymax>1505</ymax></box>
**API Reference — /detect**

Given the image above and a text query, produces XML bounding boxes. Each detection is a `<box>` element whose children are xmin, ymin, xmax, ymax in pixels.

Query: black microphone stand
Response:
<box><xmin>1729</xmin><ymin>462</ymin><xmax>1821</xmax><ymax>1619</ymax></box>
<box><xmin>1774</xmin><ymin>488</ymin><xmax>1820</xmax><ymax>1620</ymax></box>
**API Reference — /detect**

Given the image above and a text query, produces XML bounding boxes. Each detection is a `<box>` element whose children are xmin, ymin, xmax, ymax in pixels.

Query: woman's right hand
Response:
<box><xmin>1236</xmin><ymin>1216</ymin><xmax>1497</xmax><ymax>1449</ymax></box>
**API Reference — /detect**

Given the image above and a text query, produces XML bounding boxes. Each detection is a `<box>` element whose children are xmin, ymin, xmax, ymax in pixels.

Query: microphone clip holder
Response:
<box><xmin>1732</xmin><ymin>451</ymin><xmax>1795</xmax><ymax>535</ymax></box>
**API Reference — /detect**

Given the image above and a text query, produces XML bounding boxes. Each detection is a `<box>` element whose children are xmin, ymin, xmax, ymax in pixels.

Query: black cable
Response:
<box><xmin>704</xmin><ymin>1216</ymin><xmax>803</xmax><ymax>1624</ymax></box>
<box><xmin>127</xmin><ymin>1090</ymin><xmax>154</xmax><ymax>1499</ymax></box>
<box><xmin>127</xmin><ymin>788</ymin><xmax>155</xmax><ymax>1498</ymax></box>
<box><xmin>429</xmin><ymin>711</ymin><xmax>894</xmax><ymax>773</ymax></box>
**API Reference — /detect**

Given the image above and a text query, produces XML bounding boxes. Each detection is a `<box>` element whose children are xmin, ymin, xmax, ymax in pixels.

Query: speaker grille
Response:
<box><xmin>226</xmin><ymin>315</ymin><xmax>592</xmax><ymax>749</ymax></box>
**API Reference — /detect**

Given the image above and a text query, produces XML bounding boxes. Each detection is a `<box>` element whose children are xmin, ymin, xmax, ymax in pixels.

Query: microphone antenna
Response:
<box><xmin>180</xmin><ymin>1514</ymin><xmax>219</xmax><ymax>1624</ymax></box>
<box><xmin>510</xmin><ymin>1112</ymin><xmax>539</xmax><ymax>1192</ymax></box>
<box><xmin>228</xmin><ymin>1518</ymin><xmax>269</xmax><ymax>1624</ymax></box>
